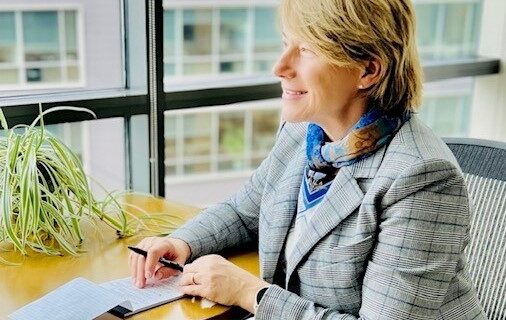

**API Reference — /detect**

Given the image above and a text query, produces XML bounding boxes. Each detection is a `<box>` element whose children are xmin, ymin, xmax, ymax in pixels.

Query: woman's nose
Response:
<box><xmin>272</xmin><ymin>52</ymin><xmax>295</xmax><ymax>79</ymax></box>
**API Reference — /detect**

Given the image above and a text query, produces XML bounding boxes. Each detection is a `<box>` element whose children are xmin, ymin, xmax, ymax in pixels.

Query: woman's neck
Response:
<box><xmin>319</xmin><ymin>100</ymin><xmax>368</xmax><ymax>142</ymax></box>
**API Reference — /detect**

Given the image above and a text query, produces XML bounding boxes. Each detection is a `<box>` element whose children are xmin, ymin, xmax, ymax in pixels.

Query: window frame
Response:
<box><xmin>0</xmin><ymin>3</ymin><xmax>86</xmax><ymax>90</ymax></box>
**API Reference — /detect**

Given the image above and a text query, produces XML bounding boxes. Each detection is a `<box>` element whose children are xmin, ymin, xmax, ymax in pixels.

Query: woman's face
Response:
<box><xmin>272</xmin><ymin>30</ymin><xmax>366</xmax><ymax>139</ymax></box>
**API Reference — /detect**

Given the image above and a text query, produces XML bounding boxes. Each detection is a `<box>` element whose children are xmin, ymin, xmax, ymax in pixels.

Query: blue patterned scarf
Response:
<box><xmin>300</xmin><ymin>108</ymin><xmax>411</xmax><ymax>211</ymax></box>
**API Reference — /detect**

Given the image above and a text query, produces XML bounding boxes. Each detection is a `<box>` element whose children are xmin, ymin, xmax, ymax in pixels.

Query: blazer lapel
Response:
<box><xmin>285</xmin><ymin>165</ymin><xmax>365</xmax><ymax>282</ymax></box>
<box><xmin>260</xmin><ymin>149</ymin><xmax>306</xmax><ymax>282</ymax></box>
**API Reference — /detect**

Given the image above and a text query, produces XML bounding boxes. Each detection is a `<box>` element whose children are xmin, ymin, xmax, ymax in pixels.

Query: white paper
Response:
<box><xmin>200</xmin><ymin>298</ymin><xmax>216</xmax><ymax>308</ymax></box>
<box><xmin>8</xmin><ymin>277</ymin><xmax>126</xmax><ymax>320</ymax></box>
<box><xmin>100</xmin><ymin>276</ymin><xmax>184</xmax><ymax>314</ymax></box>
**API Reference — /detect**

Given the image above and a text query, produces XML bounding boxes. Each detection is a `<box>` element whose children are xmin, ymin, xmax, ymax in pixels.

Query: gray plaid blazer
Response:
<box><xmin>171</xmin><ymin>115</ymin><xmax>486</xmax><ymax>319</ymax></box>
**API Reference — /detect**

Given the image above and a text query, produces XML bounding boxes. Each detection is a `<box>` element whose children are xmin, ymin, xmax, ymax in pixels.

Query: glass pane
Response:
<box><xmin>125</xmin><ymin>0</ymin><xmax>148</xmax><ymax>91</ymax></box>
<box><xmin>218</xmin><ymin>159</ymin><xmax>245</xmax><ymax>171</ymax></box>
<box><xmin>165</xmin><ymin>114</ymin><xmax>177</xmax><ymax>159</ymax></box>
<box><xmin>1</xmin><ymin>2</ymin><xmax>125</xmax><ymax>95</ymax></box>
<box><xmin>23</xmin><ymin>11</ymin><xmax>60</xmax><ymax>62</ymax></box>
<box><xmin>252</xmin><ymin>109</ymin><xmax>280</xmax><ymax>151</ymax></box>
<box><xmin>183</xmin><ymin>62</ymin><xmax>212</xmax><ymax>75</ymax></box>
<box><xmin>254</xmin><ymin>7</ymin><xmax>281</xmax><ymax>53</ymax></box>
<box><xmin>164</xmin><ymin>10</ymin><xmax>175</xmax><ymax>57</ymax></box>
<box><xmin>0</xmin><ymin>12</ymin><xmax>16</xmax><ymax>63</ymax></box>
<box><xmin>420</xmin><ymin>79</ymin><xmax>473</xmax><ymax>138</ymax></box>
<box><xmin>220</xmin><ymin>61</ymin><xmax>244</xmax><ymax>73</ymax></box>
<box><xmin>184</xmin><ymin>162</ymin><xmax>210</xmax><ymax>174</ymax></box>
<box><xmin>183</xmin><ymin>9</ymin><xmax>212</xmax><ymax>56</ymax></box>
<box><xmin>164</xmin><ymin>5</ymin><xmax>281</xmax><ymax>88</ymax></box>
<box><xmin>219</xmin><ymin>8</ymin><xmax>247</xmax><ymax>55</ymax></box>
<box><xmin>415</xmin><ymin>4</ymin><xmax>438</xmax><ymax>60</ymax></box>
<box><xmin>29</xmin><ymin>118</ymin><xmax>126</xmax><ymax>197</ymax></box>
<box><xmin>26</xmin><ymin>66</ymin><xmax>62</xmax><ymax>83</ymax></box>
<box><xmin>0</xmin><ymin>69</ymin><xmax>18</xmax><ymax>84</ymax></box>
<box><xmin>219</xmin><ymin>112</ymin><xmax>245</xmax><ymax>155</ymax></box>
<box><xmin>183</xmin><ymin>113</ymin><xmax>212</xmax><ymax>156</ymax></box>
<box><xmin>431</xmin><ymin>96</ymin><xmax>461</xmax><ymax>135</ymax></box>
<box><xmin>469</xmin><ymin>4</ymin><xmax>481</xmax><ymax>53</ymax></box>
<box><xmin>166</xmin><ymin>165</ymin><xmax>176</xmax><ymax>176</ymax></box>
<box><xmin>64</xmin><ymin>11</ymin><xmax>78</xmax><ymax>60</ymax></box>
<box><xmin>254</xmin><ymin>59</ymin><xmax>276</xmax><ymax>73</ymax></box>
<box><xmin>164</xmin><ymin>63</ymin><xmax>175</xmax><ymax>76</ymax></box>
<box><xmin>67</xmin><ymin>65</ymin><xmax>79</xmax><ymax>81</ymax></box>
<box><xmin>164</xmin><ymin>101</ymin><xmax>281</xmax><ymax>206</ymax></box>
<box><xmin>443</xmin><ymin>4</ymin><xmax>469</xmax><ymax>46</ymax></box>
<box><xmin>130</xmin><ymin>115</ymin><xmax>150</xmax><ymax>193</ymax></box>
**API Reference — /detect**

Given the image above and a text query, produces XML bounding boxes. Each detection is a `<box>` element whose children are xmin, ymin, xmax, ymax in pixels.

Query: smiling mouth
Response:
<box><xmin>284</xmin><ymin>89</ymin><xmax>308</xmax><ymax>95</ymax></box>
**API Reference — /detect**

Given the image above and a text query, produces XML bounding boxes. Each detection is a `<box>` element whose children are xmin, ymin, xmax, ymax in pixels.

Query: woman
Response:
<box><xmin>129</xmin><ymin>0</ymin><xmax>486</xmax><ymax>318</ymax></box>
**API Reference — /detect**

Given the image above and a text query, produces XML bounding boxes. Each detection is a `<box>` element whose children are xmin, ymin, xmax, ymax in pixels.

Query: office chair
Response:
<box><xmin>445</xmin><ymin>137</ymin><xmax>506</xmax><ymax>320</ymax></box>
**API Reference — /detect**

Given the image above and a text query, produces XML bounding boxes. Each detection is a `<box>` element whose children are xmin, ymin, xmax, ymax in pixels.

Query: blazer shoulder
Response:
<box><xmin>272</xmin><ymin>121</ymin><xmax>308</xmax><ymax>151</ymax></box>
<box><xmin>380</xmin><ymin>115</ymin><xmax>463</xmax><ymax>175</ymax></box>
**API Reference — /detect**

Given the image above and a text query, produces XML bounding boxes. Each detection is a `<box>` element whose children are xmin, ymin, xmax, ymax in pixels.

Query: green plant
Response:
<box><xmin>0</xmin><ymin>106</ymin><xmax>180</xmax><ymax>264</ymax></box>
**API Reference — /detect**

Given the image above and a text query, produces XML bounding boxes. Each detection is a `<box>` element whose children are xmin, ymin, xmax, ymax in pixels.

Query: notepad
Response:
<box><xmin>8</xmin><ymin>276</ymin><xmax>185</xmax><ymax>320</ymax></box>
<box><xmin>100</xmin><ymin>276</ymin><xmax>184</xmax><ymax>317</ymax></box>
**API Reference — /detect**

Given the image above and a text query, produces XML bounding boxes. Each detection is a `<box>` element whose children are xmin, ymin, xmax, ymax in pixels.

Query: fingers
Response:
<box><xmin>135</xmin><ymin>254</ymin><xmax>146</xmax><ymax>288</ymax></box>
<box><xmin>129</xmin><ymin>237</ymin><xmax>184</xmax><ymax>287</ymax></box>
<box><xmin>179</xmin><ymin>272</ymin><xmax>206</xmax><ymax>298</ymax></box>
<box><xmin>179</xmin><ymin>284</ymin><xmax>206</xmax><ymax>297</ymax></box>
<box><xmin>154</xmin><ymin>266</ymin><xmax>180</xmax><ymax>281</ymax></box>
<box><xmin>130</xmin><ymin>237</ymin><xmax>154</xmax><ymax>288</ymax></box>
<box><xmin>145</xmin><ymin>246</ymin><xmax>164</xmax><ymax>279</ymax></box>
<box><xmin>179</xmin><ymin>271</ymin><xmax>199</xmax><ymax>286</ymax></box>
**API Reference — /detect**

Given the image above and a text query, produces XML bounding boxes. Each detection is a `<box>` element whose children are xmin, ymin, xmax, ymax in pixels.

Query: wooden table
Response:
<box><xmin>0</xmin><ymin>195</ymin><xmax>259</xmax><ymax>319</ymax></box>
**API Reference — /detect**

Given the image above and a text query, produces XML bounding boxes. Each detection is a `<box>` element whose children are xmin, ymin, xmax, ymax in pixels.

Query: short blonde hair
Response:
<box><xmin>279</xmin><ymin>0</ymin><xmax>423</xmax><ymax>114</ymax></box>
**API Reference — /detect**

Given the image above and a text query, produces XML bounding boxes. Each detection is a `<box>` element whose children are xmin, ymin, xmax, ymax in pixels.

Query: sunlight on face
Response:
<box><xmin>272</xmin><ymin>30</ymin><xmax>365</xmax><ymax>139</ymax></box>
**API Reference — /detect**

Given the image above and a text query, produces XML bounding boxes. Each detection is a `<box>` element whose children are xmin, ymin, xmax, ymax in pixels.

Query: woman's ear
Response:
<box><xmin>358</xmin><ymin>58</ymin><xmax>382</xmax><ymax>90</ymax></box>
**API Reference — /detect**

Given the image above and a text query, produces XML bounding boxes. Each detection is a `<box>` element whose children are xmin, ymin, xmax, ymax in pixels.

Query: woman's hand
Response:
<box><xmin>178</xmin><ymin>254</ymin><xmax>269</xmax><ymax>313</ymax></box>
<box><xmin>128</xmin><ymin>237</ymin><xmax>191</xmax><ymax>288</ymax></box>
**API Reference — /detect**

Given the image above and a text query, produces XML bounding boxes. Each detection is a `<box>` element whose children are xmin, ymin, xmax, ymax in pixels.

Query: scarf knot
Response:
<box><xmin>300</xmin><ymin>108</ymin><xmax>410</xmax><ymax>211</ymax></box>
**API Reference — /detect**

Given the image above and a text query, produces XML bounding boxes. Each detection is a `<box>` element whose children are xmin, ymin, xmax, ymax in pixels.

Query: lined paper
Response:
<box><xmin>9</xmin><ymin>277</ymin><xmax>126</xmax><ymax>320</ymax></box>
<box><xmin>100</xmin><ymin>276</ymin><xmax>184</xmax><ymax>314</ymax></box>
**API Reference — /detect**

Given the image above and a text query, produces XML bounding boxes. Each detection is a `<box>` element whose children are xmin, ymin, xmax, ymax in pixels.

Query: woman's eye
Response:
<box><xmin>300</xmin><ymin>47</ymin><xmax>315</xmax><ymax>56</ymax></box>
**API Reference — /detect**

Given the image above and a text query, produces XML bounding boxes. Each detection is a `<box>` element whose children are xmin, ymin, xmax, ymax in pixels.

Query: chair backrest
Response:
<box><xmin>444</xmin><ymin>138</ymin><xmax>506</xmax><ymax>320</ymax></box>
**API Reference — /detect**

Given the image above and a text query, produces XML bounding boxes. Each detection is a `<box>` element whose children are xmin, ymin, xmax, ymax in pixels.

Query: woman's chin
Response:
<box><xmin>281</xmin><ymin>105</ymin><xmax>308</xmax><ymax>123</ymax></box>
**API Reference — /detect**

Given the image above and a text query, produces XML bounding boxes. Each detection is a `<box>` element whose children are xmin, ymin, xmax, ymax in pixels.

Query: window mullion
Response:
<box><xmin>58</xmin><ymin>10</ymin><xmax>68</xmax><ymax>83</ymax></box>
<box><xmin>15</xmin><ymin>10</ymin><xmax>25</xmax><ymax>86</ymax></box>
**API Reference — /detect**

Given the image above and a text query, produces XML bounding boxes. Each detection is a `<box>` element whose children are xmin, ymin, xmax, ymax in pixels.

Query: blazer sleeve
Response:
<box><xmin>255</xmin><ymin>158</ymin><xmax>471</xmax><ymax>320</ymax></box>
<box><xmin>169</xmin><ymin>127</ymin><xmax>281</xmax><ymax>260</ymax></box>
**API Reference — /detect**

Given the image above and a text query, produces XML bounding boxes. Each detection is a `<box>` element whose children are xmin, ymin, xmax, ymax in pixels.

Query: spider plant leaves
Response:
<box><xmin>2</xmin><ymin>150</ymin><xmax>25</xmax><ymax>254</ymax></box>
<box><xmin>0</xmin><ymin>106</ymin><xmax>171</xmax><ymax>263</ymax></box>
<box><xmin>0</xmin><ymin>109</ymin><xmax>8</xmax><ymax>132</ymax></box>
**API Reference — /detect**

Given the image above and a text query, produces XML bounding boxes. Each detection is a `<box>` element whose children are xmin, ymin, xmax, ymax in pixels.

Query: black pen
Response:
<box><xmin>128</xmin><ymin>246</ymin><xmax>184</xmax><ymax>272</ymax></box>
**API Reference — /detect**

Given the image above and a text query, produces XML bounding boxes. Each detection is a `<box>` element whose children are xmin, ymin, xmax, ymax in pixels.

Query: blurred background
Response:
<box><xmin>0</xmin><ymin>0</ymin><xmax>504</xmax><ymax>207</ymax></box>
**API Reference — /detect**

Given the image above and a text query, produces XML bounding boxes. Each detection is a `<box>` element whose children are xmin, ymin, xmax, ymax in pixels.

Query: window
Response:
<box><xmin>419</xmin><ymin>78</ymin><xmax>474</xmax><ymax>137</ymax></box>
<box><xmin>164</xmin><ymin>100</ymin><xmax>280</xmax><ymax>179</ymax></box>
<box><xmin>163</xmin><ymin>5</ymin><xmax>281</xmax><ymax>85</ymax></box>
<box><xmin>415</xmin><ymin>0</ymin><xmax>482</xmax><ymax>139</ymax></box>
<box><xmin>0</xmin><ymin>8</ymin><xmax>83</xmax><ymax>90</ymax></box>
<box><xmin>415</xmin><ymin>1</ymin><xmax>481</xmax><ymax>60</ymax></box>
<box><xmin>253</xmin><ymin>7</ymin><xmax>281</xmax><ymax>73</ymax></box>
